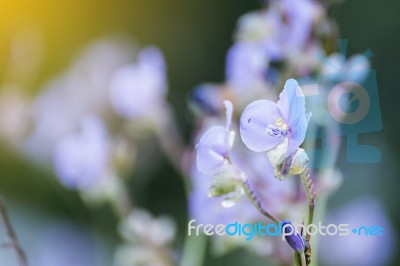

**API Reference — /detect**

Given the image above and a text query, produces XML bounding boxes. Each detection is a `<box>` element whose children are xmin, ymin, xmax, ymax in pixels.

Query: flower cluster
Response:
<box><xmin>188</xmin><ymin>0</ymin><xmax>379</xmax><ymax>264</ymax></box>
<box><xmin>0</xmin><ymin>38</ymin><xmax>178</xmax><ymax>266</ymax></box>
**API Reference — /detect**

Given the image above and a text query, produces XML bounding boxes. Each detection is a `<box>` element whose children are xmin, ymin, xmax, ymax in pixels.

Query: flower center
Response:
<box><xmin>266</xmin><ymin>118</ymin><xmax>289</xmax><ymax>137</ymax></box>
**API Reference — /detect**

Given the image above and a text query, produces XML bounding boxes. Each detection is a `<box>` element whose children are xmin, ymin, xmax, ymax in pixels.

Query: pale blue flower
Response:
<box><xmin>109</xmin><ymin>46</ymin><xmax>167</xmax><ymax>118</ymax></box>
<box><xmin>240</xmin><ymin>79</ymin><xmax>308</xmax><ymax>157</ymax></box>
<box><xmin>279</xmin><ymin>0</ymin><xmax>322</xmax><ymax>50</ymax></box>
<box><xmin>53</xmin><ymin>115</ymin><xmax>108</xmax><ymax>189</ymax></box>
<box><xmin>226</xmin><ymin>42</ymin><xmax>270</xmax><ymax>91</ymax></box>
<box><xmin>196</xmin><ymin>100</ymin><xmax>234</xmax><ymax>175</ymax></box>
<box><xmin>236</xmin><ymin>0</ymin><xmax>322</xmax><ymax>61</ymax></box>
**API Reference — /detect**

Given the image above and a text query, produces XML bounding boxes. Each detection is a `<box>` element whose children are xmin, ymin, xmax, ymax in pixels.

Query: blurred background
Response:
<box><xmin>0</xmin><ymin>0</ymin><xmax>399</xmax><ymax>265</ymax></box>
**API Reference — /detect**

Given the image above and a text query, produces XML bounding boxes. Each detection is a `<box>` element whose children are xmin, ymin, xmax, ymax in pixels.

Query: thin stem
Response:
<box><xmin>180</xmin><ymin>233</ymin><xmax>207</xmax><ymax>266</ymax></box>
<box><xmin>294</xmin><ymin>251</ymin><xmax>307</xmax><ymax>266</ymax></box>
<box><xmin>0</xmin><ymin>196</ymin><xmax>27</xmax><ymax>266</ymax></box>
<box><xmin>300</xmin><ymin>169</ymin><xmax>316</xmax><ymax>242</ymax></box>
<box><xmin>300</xmin><ymin>252</ymin><xmax>307</xmax><ymax>266</ymax></box>
<box><xmin>242</xmin><ymin>179</ymin><xmax>280</xmax><ymax>224</ymax></box>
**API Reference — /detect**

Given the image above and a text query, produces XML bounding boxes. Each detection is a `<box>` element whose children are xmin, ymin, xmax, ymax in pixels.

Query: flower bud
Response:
<box><xmin>266</xmin><ymin>137</ymin><xmax>289</xmax><ymax>169</ymax></box>
<box><xmin>274</xmin><ymin>148</ymin><xmax>309</xmax><ymax>180</ymax></box>
<box><xmin>287</xmin><ymin>148</ymin><xmax>309</xmax><ymax>176</ymax></box>
<box><xmin>208</xmin><ymin>160</ymin><xmax>245</xmax><ymax>208</ymax></box>
<box><xmin>281</xmin><ymin>220</ymin><xmax>305</xmax><ymax>252</ymax></box>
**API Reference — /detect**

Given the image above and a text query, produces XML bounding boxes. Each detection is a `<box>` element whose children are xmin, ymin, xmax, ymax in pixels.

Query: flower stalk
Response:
<box><xmin>300</xmin><ymin>168</ymin><xmax>316</xmax><ymax>242</ymax></box>
<box><xmin>0</xmin><ymin>196</ymin><xmax>27</xmax><ymax>266</ymax></box>
<box><xmin>300</xmin><ymin>168</ymin><xmax>316</xmax><ymax>265</ymax></box>
<box><xmin>242</xmin><ymin>179</ymin><xmax>280</xmax><ymax>224</ymax></box>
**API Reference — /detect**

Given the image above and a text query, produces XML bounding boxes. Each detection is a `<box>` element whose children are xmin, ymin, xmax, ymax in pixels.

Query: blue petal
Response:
<box><xmin>223</xmin><ymin>100</ymin><xmax>233</xmax><ymax>130</ymax></box>
<box><xmin>277</xmin><ymin>79</ymin><xmax>305</xmax><ymax>123</ymax></box>
<box><xmin>196</xmin><ymin>126</ymin><xmax>229</xmax><ymax>175</ymax></box>
<box><xmin>277</xmin><ymin>79</ymin><xmax>307</xmax><ymax>154</ymax></box>
<box><xmin>288</xmin><ymin>112</ymin><xmax>308</xmax><ymax>155</ymax></box>
<box><xmin>240</xmin><ymin>100</ymin><xmax>283</xmax><ymax>152</ymax></box>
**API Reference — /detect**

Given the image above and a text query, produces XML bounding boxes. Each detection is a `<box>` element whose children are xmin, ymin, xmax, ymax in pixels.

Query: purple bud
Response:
<box><xmin>282</xmin><ymin>220</ymin><xmax>305</xmax><ymax>252</ymax></box>
<box><xmin>190</xmin><ymin>84</ymin><xmax>222</xmax><ymax>116</ymax></box>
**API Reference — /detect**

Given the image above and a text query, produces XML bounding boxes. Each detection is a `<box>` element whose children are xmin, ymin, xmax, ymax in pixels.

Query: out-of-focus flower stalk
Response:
<box><xmin>153</xmin><ymin>105</ymin><xmax>187</xmax><ymax>180</ymax></box>
<box><xmin>0</xmin><ymin>196</ymin><xmax>27</xmax><ymax>266</ymax></box>
<box><xmin>179</xmin><ymin>233</ymin><xmax>207</xmax><ymax>266</ymax></box>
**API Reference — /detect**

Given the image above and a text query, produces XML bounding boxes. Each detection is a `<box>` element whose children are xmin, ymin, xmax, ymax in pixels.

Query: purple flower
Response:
<box><xmin>236</xmin><ymin>1</ymin><xmax>322</xmax><ymax>61</ymax></box>
<box><xmin>190</xmin><ymin>84</ymin><xmax>224</xmax><ymax>116</ymax></box>
<box><xmin>282</xmin><ymin>220</ymin><xmax>306</xmax><ymax>252</ymax></box>
<box><xmin>196</xmin><ymin>100</ymin><xmax>234</xmax><ymax>175</ymax></box>
<box><xmin>24</xmin><ymin>39</ymin><xmax>133</xmax><ymax>163</ymax></box>
<box><xmin>196</xmin><ymin>101</ymin><xmax>247</xmax><ymax>207</ymax></box>
<box><xmin>279</xmin><ymin>0</ymin><xmax>322</xmax><ymax>50</ymax></box>
<box><xmin>239</xmin><ymin>79</ymin><xmax>308</xmax><ymax>158</ymax></box>
<box><xmin>53</xmin><ymin>115</ymin><xmax>108</xmax><ymax>189</ymax></box>
<box><xmin>226</xmin><ymin>42</ymin><xmax>270</xmax><ymax>91</ymax></box>
<box><xmin>109</xmin><ymin>46</ymin><xmax>167</xmax><ymax>118</ymax></box>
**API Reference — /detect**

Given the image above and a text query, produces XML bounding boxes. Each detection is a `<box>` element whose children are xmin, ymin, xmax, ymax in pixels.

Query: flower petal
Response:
<box><xmin>277</xmin><ymin>79</ymin><xmax>307</xmax><ymax>155</ymax></box>
<box><xmin>282</xmin><ymin>220</ymin><xmax>306</xmax><ymax>252</ymax></box>
<box><xmin>287</xmin><ymin>111</ymin><xmax>308</xmax><ymax>155</ymax></box>
<box><xmin>277</xmin><ymin>79</ymin><xmax>305</xmax><ymax>124</ymax></box>
<box><xmin>196</xmin><ymin>126</ymin><xmax>229</xmax><ymax>174</ymax></box>
<box><xmin>240</xmin><ymin>100</ymin><xmax>283</xmax><ymax>152</ymax></box>
<box><xmin>223</xmin><ymin>100</ymin><xmax>233</xmax><ymax>130</ymax></box>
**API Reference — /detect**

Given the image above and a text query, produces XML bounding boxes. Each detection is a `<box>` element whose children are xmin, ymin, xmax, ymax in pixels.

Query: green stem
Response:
<box><xmin>300</xmin><ymin>252</ymin><xmax>307</xmax><ymax>266</ymax></box>
<box><xmin>294</xmin><ymin>251</ymin><xmax>307</xmax><ymax>266</ymax></box>
<box><xmin>180</xmin><ymin>233</ymin><xmax>207</xmax><ymax>266</ymax></box>
<box><xmin>300</xmin><ymin>169</ymin><xmax>316</xmax><ymax>242</ymax></box>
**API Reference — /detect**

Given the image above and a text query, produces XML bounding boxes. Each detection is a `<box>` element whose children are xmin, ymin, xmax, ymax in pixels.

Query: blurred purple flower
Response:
<box><xmin>53</xmin><ymin>115</ymin><xmax>108</xmax><ymax>189</ymax></box>
<box><xmin>196</xmin><ymin>100</ymin><xmax>233</xmax><ymax>175</ymax></box>
<box><xmin>236</xmin><ymin>1</ymin><xmax>322</xmax><ymax>61</ymax></box>
<box><xmin>109</xmin><ymin>46</ymin><xmax>167</xmax><ymax>118</ymax></box>
<box><xmin>240</xmin><ymin>79</ymin><xmax>308</xmax><ymax>157</ymax></box>
<box><xmin>319</xmin><ymin>198</ymin><xmax>395</xmax><ymax>266</ymax></box>
<box><xmin>226</xmin><ymin>42</ymin><xmax>269</xmax><ymax>91</ymax></box>
<box><xmin>279</xmin><ymin>0</ymin><xmax>322</xmax><ymax>50</ymax></box>
<box><xmin>24</xmin><ymin>39</ymin><xmax>133</xmax><ymax>162</ymax></box>
<box><xmin>235</xmin><ymin>10</ymin><xmax>282</xmax><ymax>60</ymax></box>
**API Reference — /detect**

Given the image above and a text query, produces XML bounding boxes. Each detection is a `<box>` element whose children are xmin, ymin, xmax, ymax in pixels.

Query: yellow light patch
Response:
<box><xmin>275</xmin><ymin>118</ymin><xmax>283</xmax><ymax>126</ymax></box>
